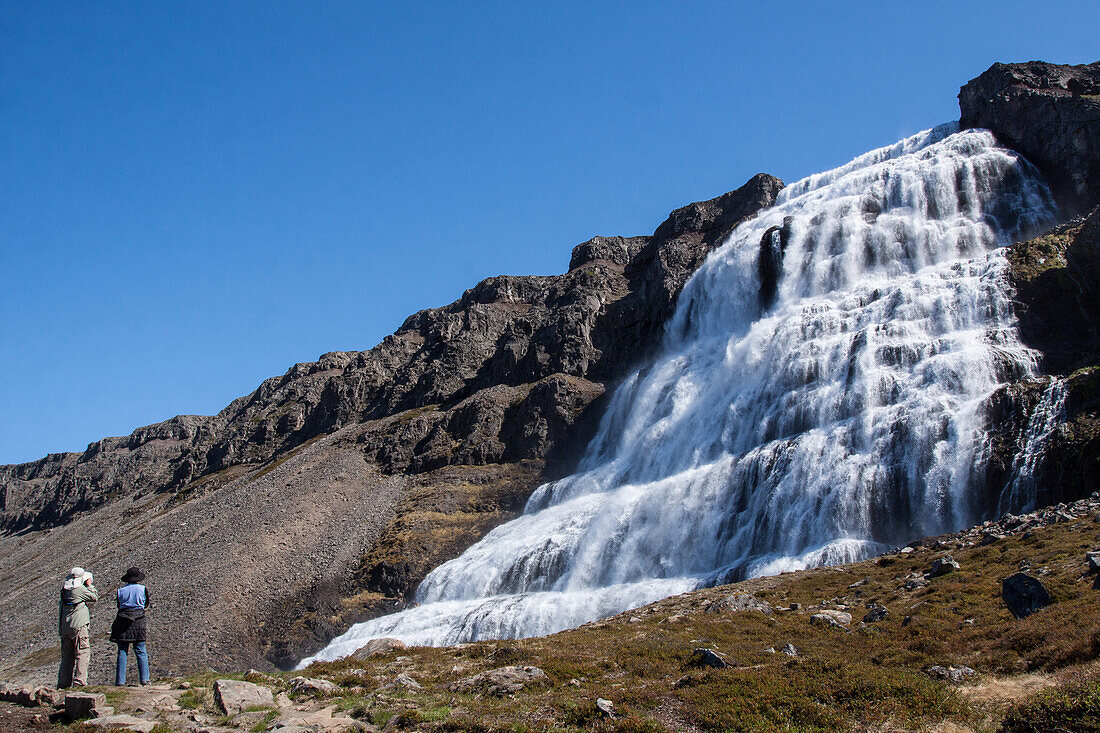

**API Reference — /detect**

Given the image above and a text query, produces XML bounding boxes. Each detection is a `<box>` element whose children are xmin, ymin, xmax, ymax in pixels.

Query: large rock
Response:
<box><xmin>213</xmin><ymin>679</ymin><xmax>275</xmax><ymax>715</ymax></box>
<box><xmin>690</xmin><ymin>648</ymin><xmax>729</xmax><ymax>669</ymax></box>
<box><xmin>64</xmin><ymin>691</ymin><xmax>109</xmax><ymax>719</ymax></box>
<box><xmin>927</xmin><ymin>665</ymin><xmax>978</xmax><ymax>685</ymax></box>
<box><xmin>929</xmin><ymin>555</ymin><xmax>960</xmax><ymax>577</ymax></box>
<box><xmin>449</xmin><ymin>665</ymin><xmax>551</xmax><ymax>697</ymax></box>
<box><xmin>810</xmin><ymin>610</ymin><xmax>853</xmax><ymax>630</ymax></box>
<box><xmin>1001</xmin><ymin>572</ymin><xmax>1053</xmax><ymax>618</ymax></box>
<box><xmin>706</xmin><ymin>593</ymin><xmax>774</xmax><ymax>615</ymax></box>
<box><xmin>350</xmin><ymin>637</ymin><xmax>407</xmax><ymax>660</ymax></box>
<box><xmin>960</xmin><ymin>61</ymin><xmax>1100</xmax><ymax>214</ymax></box>
<box><xmin>288</xmin><ymin>676</ymin><xmax>341</xmax><ymax>696</ymax></box>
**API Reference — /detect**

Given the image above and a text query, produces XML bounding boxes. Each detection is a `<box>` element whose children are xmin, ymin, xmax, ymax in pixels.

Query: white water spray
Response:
<box><xmin>304</xmin><ymin>125</ymin><xmax>1057</xmax><ymax>664</ymax></box>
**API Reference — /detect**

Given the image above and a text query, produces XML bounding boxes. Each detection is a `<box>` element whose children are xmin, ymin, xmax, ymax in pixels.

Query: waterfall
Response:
<box><xmin>302</xmin><ymin>124</ymin><xmax>1058</xmax><ymax>664</ymax></box>
<box><xmin>997</xmin><ymin>377</ymin><xmax>1067</xmax><ymax>516</ymax></box>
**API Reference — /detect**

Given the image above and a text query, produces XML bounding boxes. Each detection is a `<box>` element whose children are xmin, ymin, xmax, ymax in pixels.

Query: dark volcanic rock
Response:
<box><xmin>959</xmin><ymin>61</ymin><xmax>1100</xmax><ymax>215</ymax></box>
<box><xmin>984</xmin><ymin>207</ymin><xmax>1100</xmax><ymax>509</ymax></box>
<box><xmin>954</xmin><ymin>60</ymin><xmax>1100</xmax><ymax>214</ymax></box>
<box><xmin>1001</xmin><ymin>572</ymin><xmax>1053</xmax><ymax>618</ymax></box>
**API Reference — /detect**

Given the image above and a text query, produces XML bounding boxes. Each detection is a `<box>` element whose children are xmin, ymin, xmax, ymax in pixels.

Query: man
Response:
<box><xmin>58</xmin><ymin>567</ymin><xmax>97</xmax><ymax>688</ymax></box>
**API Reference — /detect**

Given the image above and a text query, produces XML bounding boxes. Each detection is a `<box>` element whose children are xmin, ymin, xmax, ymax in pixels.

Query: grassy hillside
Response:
<box><xmin>40</xmin><ymin>497</ymin><xmax>1097</xmax><ymax>732</ymax></box>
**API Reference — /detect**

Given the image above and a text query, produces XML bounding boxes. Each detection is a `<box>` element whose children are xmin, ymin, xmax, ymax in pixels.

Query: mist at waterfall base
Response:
<box><xmin>302</xmin><ymin>125</ymin><xmax>1058</xmax><ymax>664</ymax></box>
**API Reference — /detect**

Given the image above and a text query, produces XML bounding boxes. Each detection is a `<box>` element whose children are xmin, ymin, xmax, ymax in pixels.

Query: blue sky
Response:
<box><xmin>1</xmin><ymin>2</ymin><xmax>1097</xmax><ymax>465</ymax></box>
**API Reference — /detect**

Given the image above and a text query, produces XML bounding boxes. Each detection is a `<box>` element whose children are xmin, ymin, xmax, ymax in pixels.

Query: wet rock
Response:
<box><xmin>863</xmin><ymin>604</ymin><xmax>889</xmax><ymax>623</ymax></box>
<box><xmin>929</xmin><ymin>555</ymin><xmax>960</xmax><ymax>577</ymax></box>
<box><xmin>706</xmin><ymin>593</ymin><xmax>774</xmax><ymax>615</ymax></box>
<box><xmin>449</xmin><ymin>665</ymin><xmax>549</xmax><ymax>697</ymax></box>
<box><xmin>810</xmin><ymin>610</ymin><xmax>852</xmax><ymax>630</ymax></box>
<box><xmin>288</xmin><ymin>676</ymin><xmax>341</xmax><ymax>696</ymax></box>
<box><xmin>213</xmin><ymin>679</ymin><xmax>275</xmax><ymax>716</ymax></box>
<box><xmin>1002</xmin><ymin>572</ymin><xmax>1054</xmax><ymax>618</ymax></box>
<box><xmin>927</xmin><ymin>665</ymin><xmax>978</xmax><ymax>685</ymax></box>
<box><xmin>690</xmin><ymin>648</ymin><xmax>729</xmax><ymax>668</ymax></box>
<box><xmin>64</xmin><ymin>692</ymin><xmax>109</xmax><ymax>720</ymax></box>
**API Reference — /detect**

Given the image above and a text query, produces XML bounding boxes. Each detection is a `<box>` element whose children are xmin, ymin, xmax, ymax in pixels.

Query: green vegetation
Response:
<box><xmin>40</xmin><ymin>509</ymin><xmax>1098</xmax><ymax>731</ymax></box>
<box><xmin>1001</xmin><ymin>670</ymin><xmax>1100</xmax><ymax>732</ymax></box>
<box><xmin>301</xmin><ymin>509</ymin><xmax>1100</xmax><ymax>731</ymax></box>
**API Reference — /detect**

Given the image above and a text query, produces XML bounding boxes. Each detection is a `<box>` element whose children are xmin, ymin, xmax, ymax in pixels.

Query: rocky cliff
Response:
<box><xmin>0</xmin><ymin>173</ymin><xmax>783</xmax><ymax>678</ymax></box>
<box><xmin>964</xmin><ymin>61</ymin><xmax>1100</xmax><ymax>516</ymax></box>
<box><xmin>960</xmin><ymin>60</ymin><xmax>1100</xmax><ymax>215</ymax></box>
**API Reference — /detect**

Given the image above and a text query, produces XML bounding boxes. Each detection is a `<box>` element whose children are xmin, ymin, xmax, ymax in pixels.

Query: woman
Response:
<box><xmin>110</xmin><ymin>566</ymin><xmax>150</xmax><ymax>686</ymax></box>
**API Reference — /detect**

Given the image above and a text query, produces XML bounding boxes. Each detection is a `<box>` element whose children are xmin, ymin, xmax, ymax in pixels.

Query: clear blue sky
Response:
<box><xmin>1</xmin><ymin>2</ymin><xmax>1097</xmax><ymax>465</ymax></box>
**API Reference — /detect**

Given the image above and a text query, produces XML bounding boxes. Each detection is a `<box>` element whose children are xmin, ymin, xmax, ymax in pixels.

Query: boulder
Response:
<box><xmin>780</xmin><ymin>643</ymin><xmax>800</xmax><ymax>658</ymax></box>
<box><xmin>810</xmin><ymin>610</ymin><xmax>852</xmax><ymax>630</ymax></box>
<box><xmin>706</xmin><ymin>593</ymin><xmax>774</xmax><ymax>615</ymax></box>
<box><xmin>64</xmin><ymin>691</ymin><xmax>109</xmax><ymax>720</ymax></box>
<box><xmin>929</xmin><ymin>555</ymin><xmax>960</xmax><ymax>577</ymax></box>
<box><xmin>350</xmin><ymin>637</ymin><xmax>407</xmax><ymax>660</ymax></box>
<box><xmin>689</xmin><ymin>648</ymin><xmax>729</xmax><ymax>669</ymax></box>
<box><xmin>1002</xmin><ymin>572</ymin><xmax>1053</xmax><ymax>619</ymax></box>
<box><xmin>212</xmin><ymin>679</ymin><xmax>275</xmax><ymax>716</ymax></box>
<box><xmin>85</xmin><ymin>714</ymin><xmax>157</xmax><ymax>732</ymax></box>
<box><xmin>1087</xmin><ymin>551</ymin><xmax>1100</xmax><ymax>573</ymax></box>
<box><xmin>288</xmin><ymin>676</ymin><xmax>341</xmax><ymax>697</ymax></box>
<box><xmin>380</xmin><ymin>673</ymin><xmax>422</xmax><ymax>692</ymax></box>
<box><xmin>927</xmin><ymin>665</ymin><xmax>978</xmax><ymax>685</ymax></box>
<box><xmin>449</xmin><ymin>665</ymin><xmax>550</xmax><ymax>697</ymax></box>
<box><xmin>863</xmin><ymin>604</ymin><xmax>889</xmax><ymax>623</ymax></box>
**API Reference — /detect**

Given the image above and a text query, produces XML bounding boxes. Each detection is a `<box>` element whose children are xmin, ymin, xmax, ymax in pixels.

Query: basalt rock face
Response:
<box><xmin>960</xmin><ymin>60</ymin><xmax>1100</xmax><ymax>215</ymax></box>
<box><xmin>989</xmin><ymin>207</ymin><xmax>1100</xmax><ymax>506</ymax></box>
<box><xmin>963</xmin><ymin>61</ymin><xmax>1100</xmax><ymax>509</ymax></box>
<box><xmin>0</xmin><ymin>174</ymin><xmax>782</xmax><ymax>678</ymax></box>
<box><xmin>0</xmin><ymin>173</ymin><xmax>782</xmax><ymax>538</ymax></box>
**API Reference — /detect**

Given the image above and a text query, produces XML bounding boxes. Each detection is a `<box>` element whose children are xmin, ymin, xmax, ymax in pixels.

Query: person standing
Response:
<box><xmin>110</xmin><ymin>566</ymin><xmax>150</xmax><ymax>686</ymax></box>
<box><xmin>58</xmin><ymin>567</ymin><xmax>98</xmax><ymax>688</ymax></box>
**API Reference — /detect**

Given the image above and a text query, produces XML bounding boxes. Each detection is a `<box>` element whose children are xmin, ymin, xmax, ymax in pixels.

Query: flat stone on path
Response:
<box><xmin>213</xmin><ymin>679</ymin><xmax>275</xmax><ymax>715</ymax></box>
<box><xmin>85</xmin><ymin>713</ymin><xmax>157</xmax><ymax>732</ymax></box>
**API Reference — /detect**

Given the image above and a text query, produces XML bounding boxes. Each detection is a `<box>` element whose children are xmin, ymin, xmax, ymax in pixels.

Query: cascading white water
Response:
<box><xmin>997</xmin><ymin>377</ymin><xmax>1067</xmax><ymax>516</ymax></box>
<box><xmin>303</xmin><ymin>124</ymin><xmax>1058</xmax><ymax>664</ymax></box>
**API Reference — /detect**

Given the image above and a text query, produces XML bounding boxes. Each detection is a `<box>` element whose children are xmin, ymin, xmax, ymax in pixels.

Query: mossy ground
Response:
<box><xmin>45</xmin><ymin>510</ymin><xmax>1099</xmax><ymax>732</ymax></box>
<box><xmin>293</xmin><ymin>510</ymin><xmax>1100</xmax><ymax>732</ymax></box>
